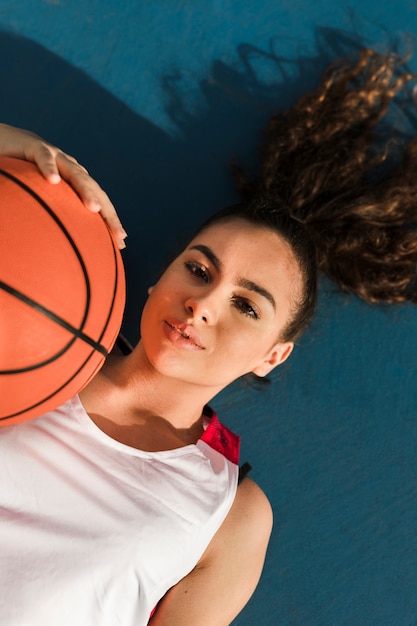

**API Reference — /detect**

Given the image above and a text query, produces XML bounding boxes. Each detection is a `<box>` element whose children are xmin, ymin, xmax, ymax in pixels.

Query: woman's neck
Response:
<box><xmin>78</xmin><ymin>342</ymin><xmax>218</xmax><ymax>450</ymax></box>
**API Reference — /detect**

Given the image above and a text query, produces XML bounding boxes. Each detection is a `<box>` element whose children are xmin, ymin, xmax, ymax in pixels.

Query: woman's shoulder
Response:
<box><xmin>201</xmin><ymin>476</ymin><xmax>273</xmax><ymax>566</ymax></box>
<box><xmin>158</xmin><ymin>478</ymin><xmax>273</xmax><ymax>624</ymax></box>
<box><xmin>151</xmin><ymin>478</ymin><xmax>273</xmax><ymax>624</ymax></box>
<box><xmin>230</xmin><ymin>477</ymin><xmax>273</xmax><ymax>536</ymax></box>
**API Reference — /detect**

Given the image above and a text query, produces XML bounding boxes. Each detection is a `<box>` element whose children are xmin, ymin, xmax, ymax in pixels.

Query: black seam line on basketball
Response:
<box><xmin>96</xmin><ymin>222</ymin><xmax>122</xmax><ymax>346</ymax></box>
<box><xmin>0</xmin><ymin>168</ymin><xmax>91</xmax><ymax>334</ymax></box>
<box><xmin>0</xmin><ymin>345</ymin><xmax>102</xmax><ymax>420</ymax></box>
<box><xmin>1</xmin><ymin>232</ymin><xmax>121</xmax><ymax>409</ymax></box>
<box><xmin>0</xmin><ymin>280</ymin><xmax>108</xmax><ymax>359</ymax></box>
<box><xmin>1</xmin><ymin>335</ymin><xmax>78</xmax><ymax>373</ymax></box>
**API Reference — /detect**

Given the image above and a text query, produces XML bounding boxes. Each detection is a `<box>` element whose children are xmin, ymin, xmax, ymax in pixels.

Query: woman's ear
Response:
<box><xmin>251</xmin><ymin>342</ymin><xmax>294</xmax><ymax>377</ymax></box>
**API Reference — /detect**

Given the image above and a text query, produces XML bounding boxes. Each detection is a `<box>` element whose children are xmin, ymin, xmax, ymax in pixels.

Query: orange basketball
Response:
<box><xmin>0</xmin><ymin>156</ymin><xmax>126</xmax><ymax>425</ymax></box>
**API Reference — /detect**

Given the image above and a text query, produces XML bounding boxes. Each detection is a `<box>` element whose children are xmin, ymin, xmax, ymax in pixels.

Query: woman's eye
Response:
<box><xmin>232</xmin><ymin>296</ymin><xmax>259</xmax><ymax>319</ymax></box>
<box><xmin>185</xmin><ymin>261</ymin><xmax>210</xmax><ymax>283</ymax></box>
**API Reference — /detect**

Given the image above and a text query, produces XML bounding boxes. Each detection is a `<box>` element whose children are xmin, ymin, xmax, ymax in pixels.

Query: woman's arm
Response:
<box><xmin>149</xmin><ymin>478</ymin><xmax>273</xmax><ymax>626</ymax></box>
<box><xmin>0</xmin><ymin>123</ymin><xmax>127</xmax><ymax>248</ymax></box>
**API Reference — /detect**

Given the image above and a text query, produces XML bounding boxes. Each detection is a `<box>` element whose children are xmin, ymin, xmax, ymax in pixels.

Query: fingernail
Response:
<box><xmin>48</xmin><ymin>172</ymin><xmax>61</xmax><ymax>184</ymax></box>
<box><xmin>88</xmin><ymin>197</ymin><xmax>101</xmax><ymax>212</ymax></box>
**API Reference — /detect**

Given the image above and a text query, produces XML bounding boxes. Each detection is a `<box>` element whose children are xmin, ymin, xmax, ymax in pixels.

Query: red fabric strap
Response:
<box><xmin>200</xmin><ymin>410</ymin><xmax>240</xmax><ymax>465</ymax></box>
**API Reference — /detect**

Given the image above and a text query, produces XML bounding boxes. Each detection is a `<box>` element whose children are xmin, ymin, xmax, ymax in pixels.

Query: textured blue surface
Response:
<box><xmin>2</xmin><ymin>2</ymin><xmax>417</xmax><ymax>624</ymax></box>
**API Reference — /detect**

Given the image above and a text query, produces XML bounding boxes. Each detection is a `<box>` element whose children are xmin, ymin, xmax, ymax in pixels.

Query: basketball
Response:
<box><xmin>0</xmin><ymin>156</ymin><xmax>126</xmax><ymax>425</ymax></box>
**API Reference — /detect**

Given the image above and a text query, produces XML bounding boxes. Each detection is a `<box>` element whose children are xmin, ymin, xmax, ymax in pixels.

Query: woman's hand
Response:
<box><xmin>0</xmin><ymin>123</ymin><xmax>127</xmax><ymax>249</ymax></box>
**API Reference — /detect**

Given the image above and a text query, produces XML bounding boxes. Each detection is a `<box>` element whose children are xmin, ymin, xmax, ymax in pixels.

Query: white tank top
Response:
<box><xmin>0</xmin><ymin>396</ymin><xmax>239</xmax><ymax>625</ymax></box>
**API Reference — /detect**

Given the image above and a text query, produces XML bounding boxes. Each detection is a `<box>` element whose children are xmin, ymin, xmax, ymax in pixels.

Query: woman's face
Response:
<box><xmin>140</xmin><ymin>218</ymin><xmax>301</xmax><ymax>392</ymax></box>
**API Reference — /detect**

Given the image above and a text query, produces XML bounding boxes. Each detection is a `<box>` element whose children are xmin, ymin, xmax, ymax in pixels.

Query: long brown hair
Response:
<box><xmin>230</xmin><ymin>48</ymin><xmax>417</xmax><ymax>340</ymax></box>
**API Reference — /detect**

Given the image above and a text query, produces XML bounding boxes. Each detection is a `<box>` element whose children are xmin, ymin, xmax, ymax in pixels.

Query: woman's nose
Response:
<box><xmin>184</xmin><ymin>294</ymin><xmax>218</xmax><ymax>324</ymax></box>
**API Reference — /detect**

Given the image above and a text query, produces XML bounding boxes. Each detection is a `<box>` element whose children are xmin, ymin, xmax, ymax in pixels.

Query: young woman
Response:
<box><xmin>1</xmin><ymin>48</ymin><xmax>417</xmax><ymax>625</ymax></box>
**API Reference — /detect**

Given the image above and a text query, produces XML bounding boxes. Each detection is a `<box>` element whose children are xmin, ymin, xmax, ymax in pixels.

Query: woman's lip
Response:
<box><xmin>163</xmin><ymin>320</ymin><xmax>205</xmax><ymax>350</ymax></box>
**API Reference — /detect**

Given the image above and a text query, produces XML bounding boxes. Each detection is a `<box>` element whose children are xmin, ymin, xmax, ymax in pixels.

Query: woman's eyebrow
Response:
<box><xmin>189</xmin><ymin>244</ymin><xmax>276</xmax><ymax>310</ymax></box>
<box><xmin>189</xmin><ymin>244</ymin><xmax>222</xmax><ymax>272</ymax></box>
<box><xmin>238</xmin><ymin>279</ymin><xmax>276</xmax><ymax>311</ymax></box>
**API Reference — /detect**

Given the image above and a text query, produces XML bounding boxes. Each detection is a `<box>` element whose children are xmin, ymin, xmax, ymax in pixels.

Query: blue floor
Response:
<box><xmin>2</xmin><ymin>2</ymin><xmax>417</xmax><ymax>623</ymax></box>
